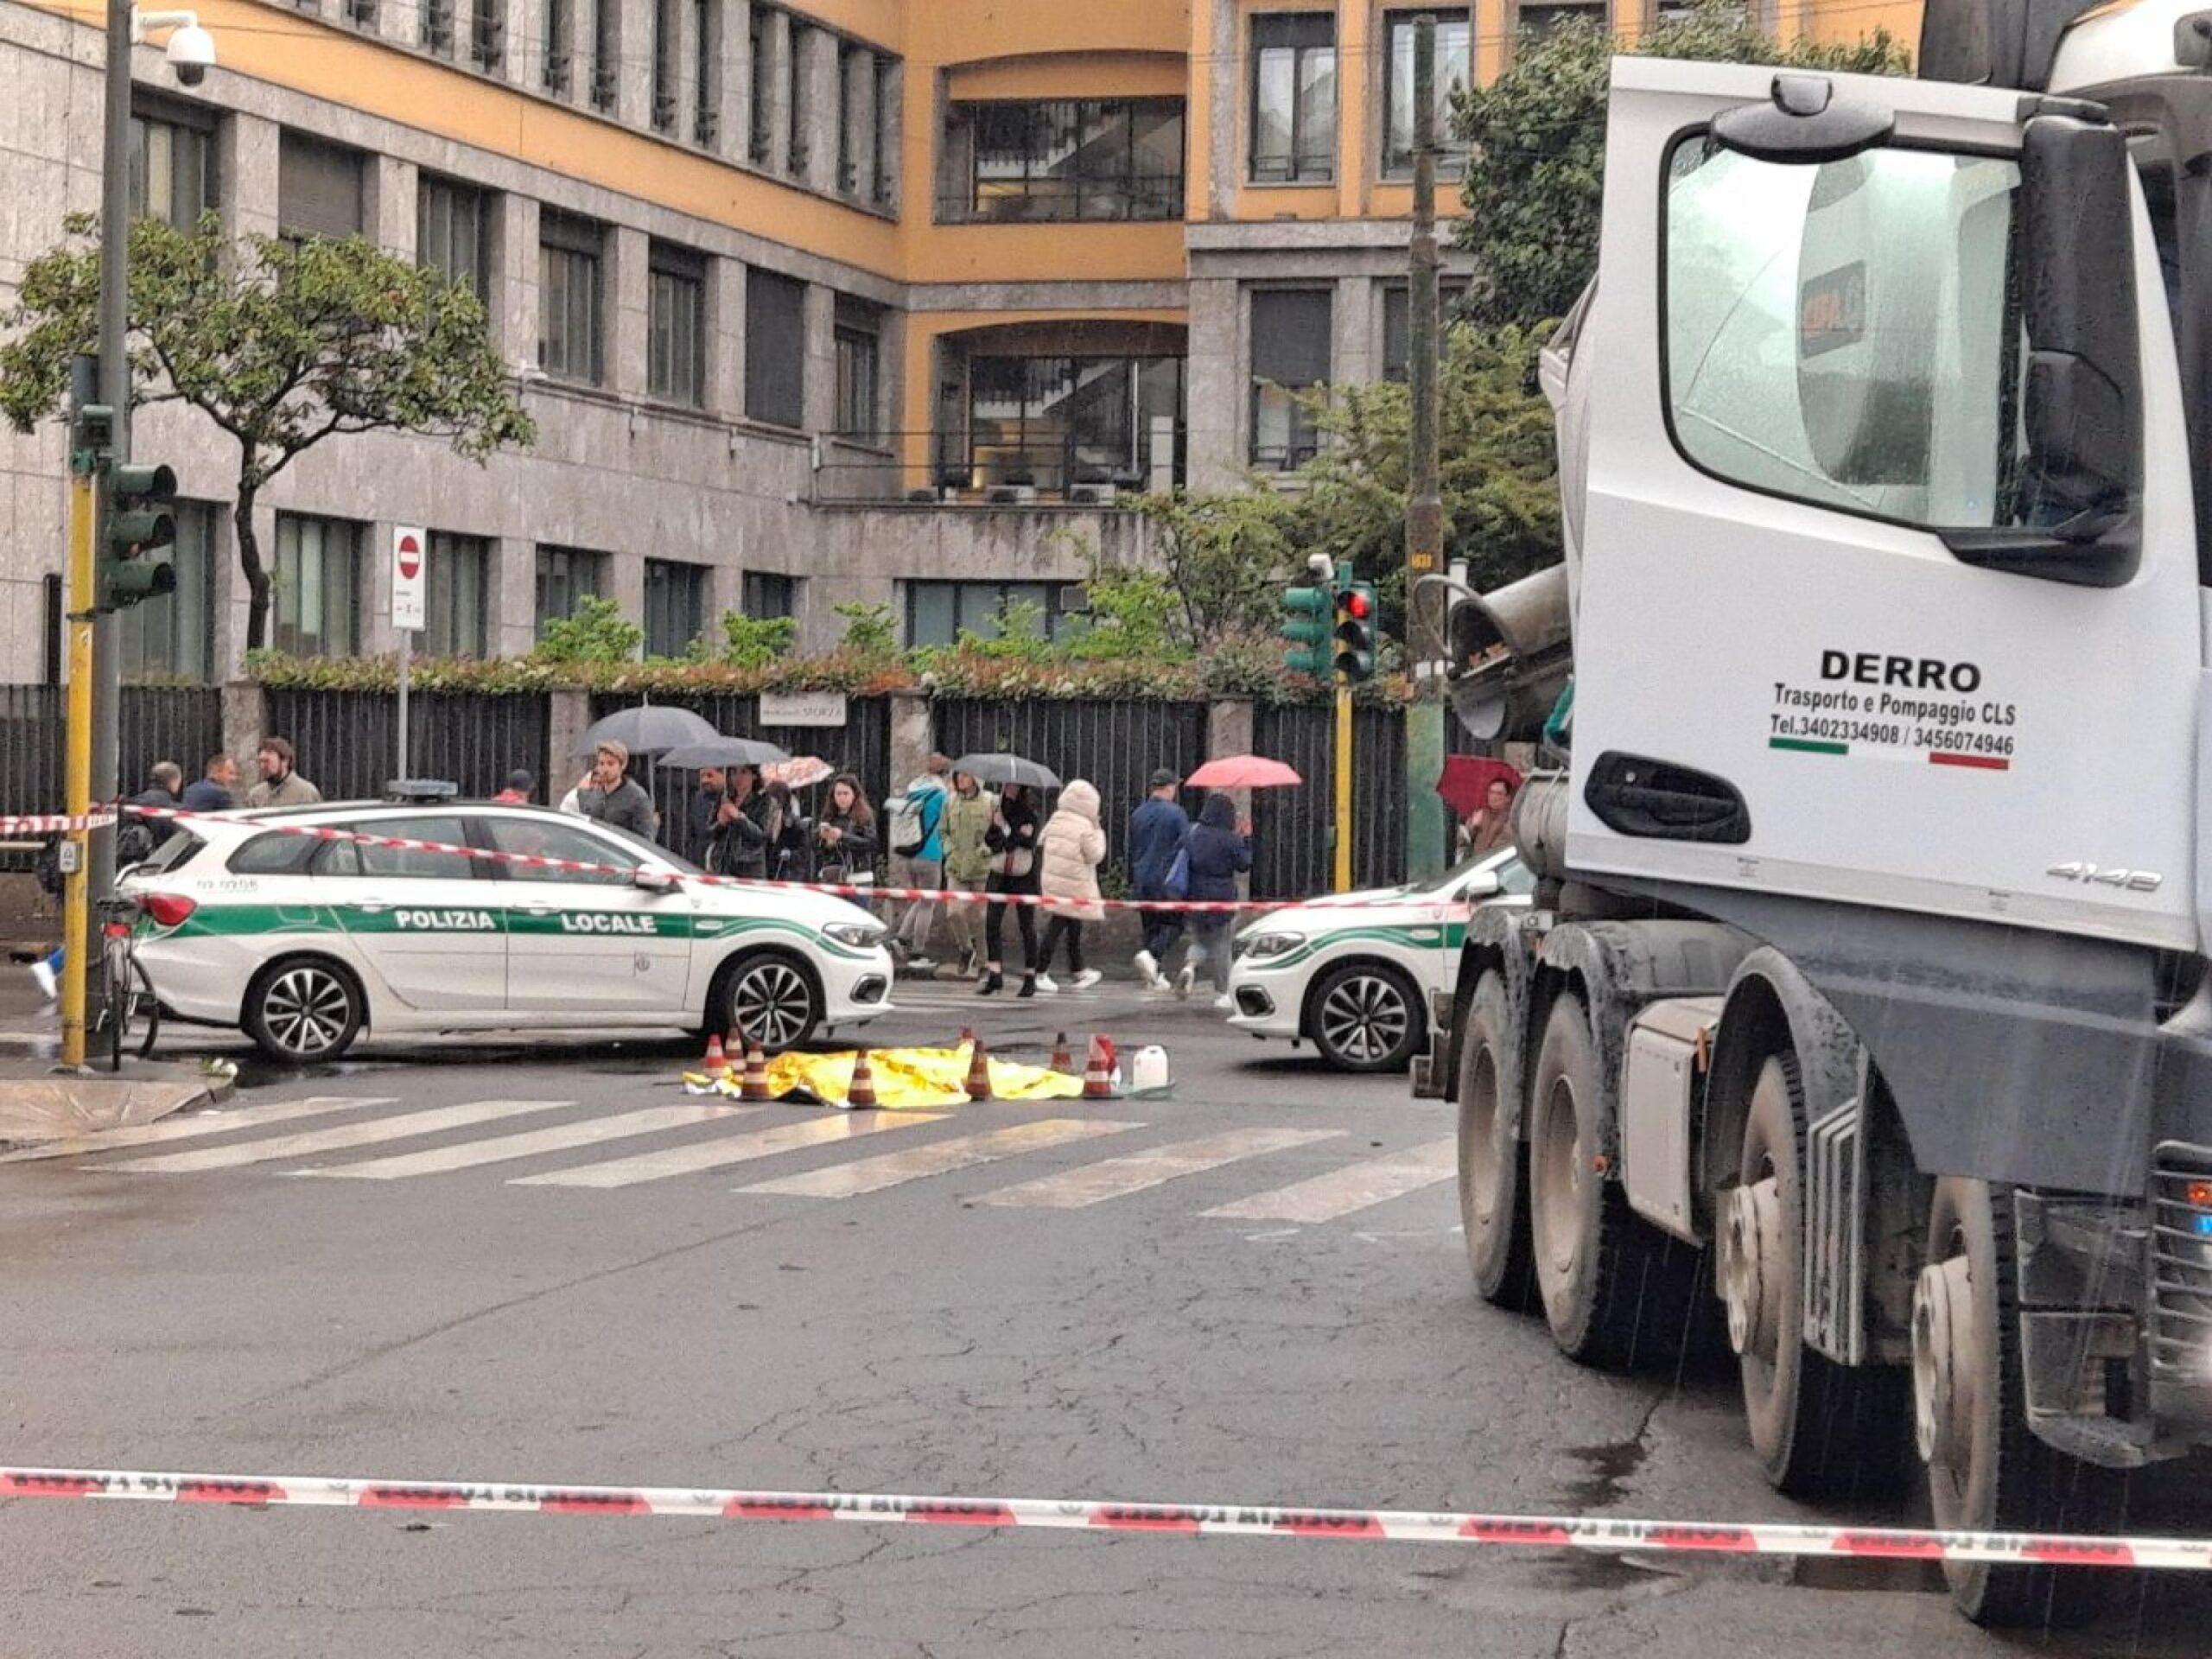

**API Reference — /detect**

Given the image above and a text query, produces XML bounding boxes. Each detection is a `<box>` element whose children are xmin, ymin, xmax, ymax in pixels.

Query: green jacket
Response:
<box><xmin>940</xmin><ymin>788</ymin><xmax>999</xmax><ymax>884</ymax></box>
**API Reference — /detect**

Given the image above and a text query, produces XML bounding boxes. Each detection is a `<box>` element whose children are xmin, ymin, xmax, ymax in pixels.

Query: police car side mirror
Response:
<box><xmin>1461</xmin><ymin>872</ymin><xmax>1501</xmax><ymax>900</ymax></box>
<box><xmin>633</xmin><ymin>868</ymin><xmax>678</xmax><ymax>893</ymax></box>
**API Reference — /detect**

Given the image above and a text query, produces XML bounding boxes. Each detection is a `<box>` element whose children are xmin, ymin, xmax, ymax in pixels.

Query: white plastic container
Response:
<box><xmin>1126</xmin><ymin>1045</ymin><xmax>1172</xmax><ymax>1097</ymax></box>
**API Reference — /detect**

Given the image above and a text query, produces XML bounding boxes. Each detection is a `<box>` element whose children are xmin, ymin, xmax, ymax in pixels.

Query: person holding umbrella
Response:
<box><xmin>1177</xmin><ymin>791</ymin><xmax>1254</xmax><ymax>1007</ymax></box>
<box><xmin>979</xmin><ymin>780</ymin><xmax>1043</xmax><ymax>997</ymax></box>
<box><xmin>576</xmin><ymin>739</ymin><xmax>658</xmax><ymax>841</ymax></box>
<box><xmin>939</xmin><ymin>767</ymin><xmax>998</xmax><ymax>979</ymax></box>
<box><xmin>707</xmin><ymin>766</ymin><xmax>773</xmax><ymax>880</ymax></box>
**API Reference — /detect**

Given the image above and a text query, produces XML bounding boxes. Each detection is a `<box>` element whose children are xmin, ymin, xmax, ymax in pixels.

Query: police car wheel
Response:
<box><xmin>244</xmin><ymin>956</ymin><xmax>365</xmax><ymax>1064</ymax></box>
<box><xmin>718</xmin><ymin>951</ymin><xmax>821</xmax><ymax>1052</ymax></box>
<box><xmin>1307</xmin><ymin>963</ymin><xmax>1420</xmax><ymax>1072</ymax></box>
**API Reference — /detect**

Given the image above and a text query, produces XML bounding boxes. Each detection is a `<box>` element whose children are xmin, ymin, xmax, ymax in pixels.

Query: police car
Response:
<box><xmin>1224</xmin><ymin>847</ymin><xmax>1534</xmax><ymax>1072</ymax></box>
<box><xmin>118</xmin><ymin>800</ymin><xmax>895</xmax><ymax>1064</ymax></box>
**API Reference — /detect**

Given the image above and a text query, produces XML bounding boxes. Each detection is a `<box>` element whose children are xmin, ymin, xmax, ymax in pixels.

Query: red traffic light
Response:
<box><xmin>1341</xmin><ymin>588</ymin><xmax>1370</xmax><ymax>619</ymax></box>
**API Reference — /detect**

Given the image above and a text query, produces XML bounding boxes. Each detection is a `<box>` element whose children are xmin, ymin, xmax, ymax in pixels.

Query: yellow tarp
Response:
<box><xmin>683</xmin><ymin>1045</ymin><xmax>1084</xmax><ymax>1109</ymax></box>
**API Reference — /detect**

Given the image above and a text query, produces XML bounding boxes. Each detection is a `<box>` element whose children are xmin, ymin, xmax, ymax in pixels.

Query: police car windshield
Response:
<box><xmin>570</xmin><ymin>817</ymin><xmax>701</xmax><ymax>875</ymax></box>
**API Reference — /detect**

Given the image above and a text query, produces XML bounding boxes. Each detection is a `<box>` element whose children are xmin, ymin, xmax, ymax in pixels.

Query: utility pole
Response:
<box><xmin>60</xmin><ymin>359</ymin><xmax>102</xmax><ymax>1071</ymax></box>
<box><xmin>91</xmin><ymin>0</ymin><xmax>134</xmax><ymax>916</ymax></box>
<box><xmin>1402</xmin><ymin>16</ymin><xmax>1449</xmax><ymax>882</ymax></box>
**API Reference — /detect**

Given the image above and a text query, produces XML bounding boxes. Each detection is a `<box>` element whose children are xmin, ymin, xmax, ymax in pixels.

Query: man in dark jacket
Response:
<box><xmin>125</xmin><ymin>760</ymin><xmax>184</xmax><ymax>855</ymax></box>
<box><xmin>576</xmin><ymin>740</ymin><xmax>659</xmax><ymax>842</ymax></box>
<box><xmin>1128</xmin><ymin>769</ymin><xmax>1189</xmax><ymax>990</ymax></box>
<box><xmin>180</xmin><ymin>753</ymin><xmax>239</xmax><ymax>813</ymax></box>
<box><xmin>687</xmin><ymin>766</ymin><xmax>728</xmax><ymax>864</ymax></box>
<box><xmin>1177</xmin><ymin>791</ymin><xmax>1252</xmax><ymax>1007</ymax></box>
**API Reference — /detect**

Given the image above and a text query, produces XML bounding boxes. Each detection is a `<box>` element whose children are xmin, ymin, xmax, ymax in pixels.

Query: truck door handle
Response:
<box><xmin>1583</xmin><ymin>752</ymin><xmax>1751</xmax><ymax>845</ymax></box>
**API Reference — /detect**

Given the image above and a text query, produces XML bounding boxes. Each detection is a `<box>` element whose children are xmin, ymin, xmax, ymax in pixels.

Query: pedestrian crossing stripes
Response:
<box><xmin>299</xmin><ymin>1103</ymin><xmax>756</xmax><ymax>1181</ymax></box>
<box><xmin>739</xmin><ymin>1117</ymin><xmax>1141</xmax><ymax>1198</ymax></box>
<box><xmin>3</xmin><ymin>1095</ymin><xmax>1458</xmax><ymax>1226</ymax></box>
<box><xmin>1202</xmin><ymin>1138</ymin><xmax>1458</xmax><ymax>1223</ymax></box>
<box><xmin>974</xmin><ymin>1128</ymin><xmax>1343</xmax><ymax>1210</ymax></box>
<box><xmin>509</xmin><ymin>1109</ymin><xmax>946</xmax><ymax>1190</ymax></box>
<box><xmin>102</xmin><ymin>1099</ymin><xmax>573</xmax><ymax>1174</ymax></box>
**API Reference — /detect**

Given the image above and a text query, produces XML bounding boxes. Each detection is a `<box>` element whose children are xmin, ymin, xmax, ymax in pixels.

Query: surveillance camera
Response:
<box><xmin>165</xmin><ymin>22</ymin><xmax>215</xmax><ymax>86</ymax></box>
<box><xmin>1304</xmin><ymin>551</ymin><xmax>1334</xmax><ymax>582</ymax></box>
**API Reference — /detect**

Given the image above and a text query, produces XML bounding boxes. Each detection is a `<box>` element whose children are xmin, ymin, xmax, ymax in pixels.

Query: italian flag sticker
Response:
<box><xmin>1770</xmin><ymin>737</ymin><xmax>2010</xmax><ymax>772</ymax></box>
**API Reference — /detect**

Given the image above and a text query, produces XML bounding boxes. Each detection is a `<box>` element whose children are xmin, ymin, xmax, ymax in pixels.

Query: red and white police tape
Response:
<box><xmin>0</xmin><ymin>808</ymin><xmax>118</xmax><ymax>836</ymax></box>
<box><xmin>0</xmin><ymin>1464</ymin><xmax>2197</xmax><ymax>1570</ymax></box>
<box><xmin>75</xmin><ymin>802</ymin><xmax>1387</xmax><ymax>916</ymax></box>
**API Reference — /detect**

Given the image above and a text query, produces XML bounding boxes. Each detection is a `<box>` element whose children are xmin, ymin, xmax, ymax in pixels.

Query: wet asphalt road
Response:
<box><xmin>0</xmin><ymin>981</ymin><xmax>2203</xmax><ymax>1656</ymax></box>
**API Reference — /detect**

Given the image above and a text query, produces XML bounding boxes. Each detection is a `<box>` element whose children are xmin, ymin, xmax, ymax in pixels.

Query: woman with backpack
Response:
<box><xmin>886</xmin><ymin>754</ymin><xmax>951</xmax><ymax>971</ymax></box>
<box><xmin>1177</xmin><ymin>790</ymin><xmax>1254</xmax><ymax>1007</ymax></box>
<box><xmin>977</xmin><ymin>781</ymin><xmax>1042</xmax><ymax>998</ymax></box>
<box><xmin>1033</xmin><ymin>779</ymin><xmax>1106</xmax><ymax>994</ymax></box>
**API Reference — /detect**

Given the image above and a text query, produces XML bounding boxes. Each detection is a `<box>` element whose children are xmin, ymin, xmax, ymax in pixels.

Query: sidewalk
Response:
<box><xmin>0</xmin><ymin>972</ymin><xmax>232</xmax><ymax>1143</ymax></box>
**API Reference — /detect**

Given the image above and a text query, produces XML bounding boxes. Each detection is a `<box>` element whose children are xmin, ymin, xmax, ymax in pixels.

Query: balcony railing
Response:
<box><xmin>809</xmin><ymin>429</ymin><xmax>1185</xmax><ymax>507</ymax></box>
<box><xmin>936</xmin><ymin>176</ymin><xmax>1185</xmax><ymax>226</ymax></box>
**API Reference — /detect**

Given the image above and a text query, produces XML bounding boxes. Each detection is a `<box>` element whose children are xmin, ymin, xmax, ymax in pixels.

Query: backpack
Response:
<box><xmin>889</xmin><ymin>786</ymin><xmax>942</xmax><ymax>858</ymax></box>
<box><xmin>115</xmin><ymin>818</ymin><xmax>156</xmax><ymax>870</ymax></box>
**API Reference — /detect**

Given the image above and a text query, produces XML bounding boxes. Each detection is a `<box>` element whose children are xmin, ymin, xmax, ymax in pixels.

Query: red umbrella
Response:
<box><xmin>1185</xmin><ymin>754</ymin><xmax>1304</xmax><ymax>790</ymax></box>
<box><xmin>1437</xmin><ymin>754</ymin><xmax>1524</xmax><ymax>821</ymax></box>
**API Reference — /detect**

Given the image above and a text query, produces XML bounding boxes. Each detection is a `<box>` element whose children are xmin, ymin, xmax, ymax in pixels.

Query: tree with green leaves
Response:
<box><xmin>0</xmin><ymin>213</ymin><xmax>534</xmax><ymax>649</ymax></box>
<box><xmin>531</xmin><ymin>594</ymin><xmax>642</xmax><ymax>664</ymax></box>
<box><xmin>1455</xmin><ymin>0</ymin><xmax>1912</xmax><ymax>331</ymax></box>
<box><xmin>1135</xmin><ymin>487</ymin><xmax>1300</xmax><ymax>648</ymax></box>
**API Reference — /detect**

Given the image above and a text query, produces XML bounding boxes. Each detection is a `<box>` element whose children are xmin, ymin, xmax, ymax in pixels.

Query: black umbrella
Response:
<box><xmin>658</xmin><ymin>737</ymin><xmax>792</xmax><ymax>770</ymax></box>
<box><xmin>579</xmin><ymin>705</ymin><xmax>719</xmax><ymax>758</ymax></box>
<box><xmin>950</xmin><ymin>753</ymin><xmax>1061</xmax><ymax>791</ymax></box>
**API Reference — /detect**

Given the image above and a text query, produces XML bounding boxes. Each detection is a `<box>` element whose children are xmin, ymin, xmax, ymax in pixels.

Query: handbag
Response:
<box><xmin>1165</xmin><ymin>843</ymin><xmax>1190</xmax><ymax>901</ymax></box>
<box><xmin>998</xmin><ymin>845</ymin><xmax>1035</xmax><ymax>880</ymax></box>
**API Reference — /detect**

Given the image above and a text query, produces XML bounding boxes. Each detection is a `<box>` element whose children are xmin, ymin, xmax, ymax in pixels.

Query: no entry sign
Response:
<box><xmin>392</xmin><ymin>524</ymin><xmax>427</xmax><ymax>632</ymax></box>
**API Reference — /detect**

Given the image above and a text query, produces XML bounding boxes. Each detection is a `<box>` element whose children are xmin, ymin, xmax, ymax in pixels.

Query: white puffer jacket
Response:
<box><xmin>1038</xmin><ymin>779</ymin><xmax>1107</xmax><ymax>923</ymax></box>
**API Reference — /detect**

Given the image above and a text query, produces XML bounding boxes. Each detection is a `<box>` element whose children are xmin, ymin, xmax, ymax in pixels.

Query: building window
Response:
<box><xmin>342</xmin><ymin>0</ymin><xmax>377</xmax><ymax>29</ymax></box>
<box><xmin>423</xmin><ymin>532</ymin><xmax>490</xmax><ymax>658</ymax></box>
<box><xmin>1249</xmin><ymin>289</ymin><xmax>1331</xmax><ymax>469</ymax></box>
<box><xmin>837</xmin><ymin>42</ymin><xmax>861</xmax><ymax>194</ymax></box>
<box><xmin>1384</xmin><ymin>11</ymin><xmax>1471</xmax><ymax>178</ymax></box>
<box><xmin>944</xmin><ymin>99</ymin><xmax>1184</xmax><ymax>224</ymax></box>
<box><xmin>785</xmin><ymin>22</ymin><xmax>808</xmax><ymax>174</ymax></box>
<box><xmin>1249</xmin><ymin>13</ymin><xmax>1336</xmax><ymax>183</ymax></box>
<box><xmin>1381</xmin><ymin>280</ymin><xmax>1468</xmax><ymax>382</ymax></box>
<box><xmin>652</xmin><ymin>0</ymin><xmax>678</xmax><ymax>131</ymax></box>
<box><xmin>277</xmin><ymin>131</ymin><xmax>365</xmax><ymax>241</ymax></box>
<box><xmin>833</xmin><ymin>312</ymin><xmax>879</xmax><ymax>442</ymax></box>
<box><xmin>906</xmin><ymin>581</ymin><xmax>1063</xmax><ymax>650</ymax></box>
<box><xmin>747</xmin><ymin>6</ymin><xmax>773</xmax><ymax>162</ymax></box>
<box><xmin>741</xmin><ymin>570</ymin><xmax>798</xmax><ymax>619</ymax></box>
<box><xmin>644</xmin><ymin>558</ymin><xmax>707</xmax><ymax>658</ymax></box>
<box><xmin>874</xmin><ymin>59</ymin><xmax>898</xmax><ymax>207</ymax></box>
<box><xmin>590</xmin><ymin>0</ymin><xmax>618</xmax><ymax>111</ymax></box>
<box><xmin>117</xmin><ymin>502</ymin><xmax>214</xmax><ymax>680</ymax></box>
<box><xmin>1513</xmin><ymin>0</ymin><xmax>1609</xmax><ymax>38</ymax></box>
<box><xmin>127</xmin><ymin>105</ymin><xmax>214</xmax><ymax>228</ymax></box>
<box><xmin>423</xmin><ymin>0</ymin><xmax>455</xmax><ymax>55</ymax></box>
<box><xmin>744</xmin><ymin>268</ymin><xmax>806</xmax><ymax>428</ymax></box>
<box><xmin>538</xmin><ymin>210</ymin><xmax>605</xmax><ymax>385</ymax></box>
<box><xmin>543</xmin><ymin>0</ymin><xmax>572</xmax><ymax>92</ymax></box>
<box><xmin>534</xmin><ymin>545</ymin><xmax>605</xmax><ymax>635</ymax></box>
<box><xmin>694</xmin><ymin>0</ymin><xmax>721</xmax><ymax>145</ymax></box>
<box><xmin>649</xmin><ymin>242</ymin><xmax>707</xmax><ymax>407</ymax></box>
<box><xmin>417</xmin><ymin>175</ymin><xmax>491</xmax><ymax>303</ymax></box>
<box><xmin>965</xmin><ymin>355</ymin><xmax>1184</xmax><ymax>492</ymax></box>
<box><xmin>272</xmin><ymin>513</ymin><xmax>362</xmax><ymax>658</ymax></box>
<box><xmin>471</xmin><ymin>0</ymin><xmax>505</xmax><ymax>71</ymax></box>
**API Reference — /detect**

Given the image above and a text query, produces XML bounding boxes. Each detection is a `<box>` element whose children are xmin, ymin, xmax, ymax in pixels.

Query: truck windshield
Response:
<box><xmin>1664</xmin><ymin>139</ymin><xmax>2023</xmax><ymax>532</ymax></box>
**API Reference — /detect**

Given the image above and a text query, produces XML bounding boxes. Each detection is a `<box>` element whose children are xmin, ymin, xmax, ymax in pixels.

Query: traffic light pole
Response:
<box><xmin>91</xmin><ymin>0</ymin><xmax>135</xmax><ymax>910</ymax></box>
<box><xmin>60</xmin><ymin>423</ymin><xmax>99</xmax><ymax>1071</ymax></box>
<box><xmin>1402</xmin><ymin>16</ymin><xmax>1449</xmax><ymax>884</ymax></box>
<box><xmin>1333</xmin><ymin>676</ymin><xmax>1353</xmax><ymax>893</ymax></box>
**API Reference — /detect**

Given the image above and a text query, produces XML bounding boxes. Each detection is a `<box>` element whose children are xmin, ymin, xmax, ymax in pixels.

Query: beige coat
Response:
<box><xmin>1038</xmin><ymin>779</ymin><xmax>1107</xmax><ymax>923</ymax></box>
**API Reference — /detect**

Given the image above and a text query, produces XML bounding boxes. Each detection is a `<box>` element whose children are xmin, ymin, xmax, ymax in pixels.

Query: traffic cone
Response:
<box><xmin>1084</xmin><ymin>1034</ymin><xmax>1117</xmax><ymax>1100</ymax></box>
<box><xmin>847</xmin><ymin>1049</ymin><xmax>879</xmax><ymax>1110</ymax></box>
<box><xmin>702</xmin><ymin>1031</ymin><xmax>728</xmax><ymax>1071</ymax></box>
<box><xmin>1049</xmin><ymin>1031</ymin><xmax>1074</xmax><ymax>1075</ymax></box>
<box><xmin>965</xmin><ymin>1033</ymin><xmax>993</xmax><ymax>1101</ymax></box>
<box><xmin>959</xmin><ymin>1025</ymin><xmax>977</xmax><ymax>1049</ymax></box>
<box><xmin>741</xmin><ymin>1042</ymin><xmax>772</xmax><ymax>1103</ymax></box>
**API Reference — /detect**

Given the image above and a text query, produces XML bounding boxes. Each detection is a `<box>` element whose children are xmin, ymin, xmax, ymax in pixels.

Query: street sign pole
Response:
<box><xmin>1403</xmin><ymin>16</ymin><xmax>1450</xmax><ymax>883</ymax></box>
<box><xmin>391</xmin><ymin>527</ymin><xmax>427</xmax><ymax>785</ymax></box>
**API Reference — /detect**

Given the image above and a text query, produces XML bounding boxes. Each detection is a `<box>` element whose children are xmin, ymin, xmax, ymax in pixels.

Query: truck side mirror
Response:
<box><xmin>1944</xmin><ymin>113</ymin><xmax>2143</xmax><ymax>588</ymax></box>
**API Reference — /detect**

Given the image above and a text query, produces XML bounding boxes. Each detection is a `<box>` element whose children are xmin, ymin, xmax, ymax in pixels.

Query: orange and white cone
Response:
<box><xmin>1084</xmin><ymin>1034</ymin><xmax>1118</xmax><ymax>1100</ymax></box>
<box><xmin>741</xmin><ymin>1042</ymin><xmax>773</xmax><ymax>1103</ymax></box>
<box><xmin>1049</xmin><ymin>1031</ymin><xmax>1074</xmax><ymax>1075</ymax></box>
<box><xmin>965</xmin><ymin>1034</ymin><xmax>993</xmax><ymax>1101</ymax></box>
<box><xmin>702</xmin><ymin>1031</ymin><xmax>728</xmax><ymax>1072</ymax></box>
<box><xmin>847</xmin><ymin>1049</ymin><xmax>879</xmax><ymax>1110</ymax></box>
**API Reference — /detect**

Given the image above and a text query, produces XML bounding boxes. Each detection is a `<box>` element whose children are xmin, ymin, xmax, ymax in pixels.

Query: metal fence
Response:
<box><xmin>1250</xmin><ymin>703</ymin><xmax>1408</xmax><ymax>899</ymax></box>
<box><xmin>0</xmin><ymin>684</ymin><xmax>223</xmax><ymax>820</ymax></box>
<box><xmin>263</xmin><ymin>690</ymin><xmax>551</xmax><ymax>804</ymax></box>
<box><xmin>931</xmin><ymin>697</ymin><xmax>1212</xmax><ymax>883</ymax></box>
<box><xmin>588</xmin><ymin>692</ymin><xmax>893</xmax><ymax>864</ymax></box>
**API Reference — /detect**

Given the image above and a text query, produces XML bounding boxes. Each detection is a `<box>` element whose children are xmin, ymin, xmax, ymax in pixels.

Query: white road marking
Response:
<box><xmin>738</xmin><ymin>1117</ymin><xmax>1141</xmax><ymax>1198</ymax></box>
<box><xmin>511</xmin><ymin>1110</ymin><xmax>945</xmax><ymax>1189</ymax></box>
<box><xmin>0</xmin><ymin>1096</ymin><xmax>396</xmax><ymax>1165</ymax></box>
<box><xmin>101</xmin><ymin>1099</ymin><xmax>572</xmax><ymax>1174</ymax></box>
<box><xmin>975</xmin><ymin>1128</ymin><xmax>1342</xmax><ymax>1210</ymax></box>
<box><xmin>1203</xmin><ymin>1138</ymin><xmax>1459</xmax><ymax>1224</ymax></box>
<box><xmin>296</xmin><ymin>1104</ymin><xmax>757</xmax><ymax>1180</ymax></box>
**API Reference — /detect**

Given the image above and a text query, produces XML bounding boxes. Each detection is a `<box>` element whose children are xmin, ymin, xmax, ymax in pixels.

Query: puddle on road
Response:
<box><xmin>1560</xmin><ymin>1434</ymin><xmax>1648</xmax><ymax>1512</ymax></box>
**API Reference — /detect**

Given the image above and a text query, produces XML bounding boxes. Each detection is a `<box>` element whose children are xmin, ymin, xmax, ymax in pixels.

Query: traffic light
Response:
<box><xmin>98</xmin><ymin>461</ymin><xmax>178</xmax><ymax>613</ymax></box>
<box><xmin>1333</xmin><ymin>582</ymin><xmax>1377</xmax><ymax>683</ymax></box>
<box><xmin>1281</xmin><ymin>584</ymin><xmax>1332</xmax><ymax>677</ymax></box>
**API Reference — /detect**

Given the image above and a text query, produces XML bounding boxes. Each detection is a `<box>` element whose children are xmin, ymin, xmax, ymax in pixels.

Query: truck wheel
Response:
<box><xmin>1458</xmin><ymin>971</ymin><xmax>1533</xmax><ymax>1308</ymax></box>
<box><xmin>1914</xmin><ymin>1176</ymin><xmax>2124</xmax><ymax>1627</ymax></box>
<box><xmin>1526</xmin><ymin>992</ymin><xmax>1699</xmax><ymax>1369</ymax></box>
<box><xmin>1722</xmin><ymin>1052</ymin><xmax>1904</xmax><ymax>1499</ymax></box>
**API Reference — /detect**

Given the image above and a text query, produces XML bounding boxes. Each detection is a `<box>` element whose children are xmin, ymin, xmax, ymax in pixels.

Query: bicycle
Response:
<box><xmin>92</xmin><ymin>893</ymin><xmax>160</xmax><ymax>1072</ymax></box>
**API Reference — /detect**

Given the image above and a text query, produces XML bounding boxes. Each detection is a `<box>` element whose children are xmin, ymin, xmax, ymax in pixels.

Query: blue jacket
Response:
<box><xmin>1183</xmin><ymin>793</ymin><xmax>1251</xmax><ymax>903</ymax></box>
<box><xmin>180</xmin><ymin>778</ymin><xmax>233</xmax><ymax>812</ymax></box>
<box><xmin>1128</xmin><ymin>796</ymin><xmax>1190</xmax><ymax>896</ymax></box>
<box><xmin>901</xmin><ymin>777</ymin><xmax>949</xmax><ymax>864</ymax></box>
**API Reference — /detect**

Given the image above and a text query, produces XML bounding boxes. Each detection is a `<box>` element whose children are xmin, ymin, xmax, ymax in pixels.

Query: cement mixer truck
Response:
<box><xmin>1415</xmin><ymin>0</ymin><xmax>2212</xmax><ymax>1624</ymax></box>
